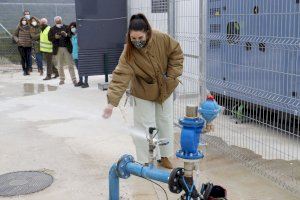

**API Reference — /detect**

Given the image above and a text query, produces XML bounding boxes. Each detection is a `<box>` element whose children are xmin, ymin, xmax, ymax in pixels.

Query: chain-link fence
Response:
<box><xmin>128</xmin><ymin>0</ymin><xmax>300</xmax><ymax>196</ymax></box>
<box><xmin>0</xmin><ymin>2</ymin><xmax>75</xmax><ymax>67</ymax></box>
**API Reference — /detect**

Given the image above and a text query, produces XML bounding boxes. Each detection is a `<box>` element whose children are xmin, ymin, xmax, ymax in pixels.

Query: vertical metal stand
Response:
<box><xmin>98</xmin><ymin>53</ymin><xmax>110</xmax><ymax>90</ymax></box>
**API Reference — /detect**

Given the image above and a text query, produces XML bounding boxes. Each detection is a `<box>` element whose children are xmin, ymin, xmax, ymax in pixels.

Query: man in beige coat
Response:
<box><xmin>103</xmin><ymin>14</ymin><xmax>183</xmax><ymax>169</ymax></box>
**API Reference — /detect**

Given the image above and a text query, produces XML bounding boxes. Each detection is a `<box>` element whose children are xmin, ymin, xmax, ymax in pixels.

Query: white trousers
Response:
<box><xmin>131</xmin><ymin>94</ymin><xmax>174</xmax><ymax>163</ymax></box>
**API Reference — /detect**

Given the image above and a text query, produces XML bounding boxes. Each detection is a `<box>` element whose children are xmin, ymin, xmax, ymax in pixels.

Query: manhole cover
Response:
<box><xmin>0</xmin><ymin>171</ymin><xmax>53</xmax><ymax>197</ymax></box>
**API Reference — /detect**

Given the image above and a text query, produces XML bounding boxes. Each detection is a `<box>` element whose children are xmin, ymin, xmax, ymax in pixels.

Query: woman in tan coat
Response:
<box><xmin>103</xmin><ymin>13</ymin><xmax>183</xmax><ymax>169</ymax></box>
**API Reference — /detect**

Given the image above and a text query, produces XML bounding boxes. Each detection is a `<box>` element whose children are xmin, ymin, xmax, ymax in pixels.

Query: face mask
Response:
<box><xmin>56</xmin><ymin>24</ymin><xmax>62</xmax><ymax>28</ymax></box>
<box><xmin>31</xmin><ymin>21</ymin><xmax>37</xmax><ymax>26</ymax></box>
<box><xmin>25</xmin><ymin>15</ymin><xmax>30</xmax><ymax>20</ymax></box>
<box><xmin>131</xmin><ymin>40</ymin><xmax>146</xmax><ymax>49</ymax></box>
<box><xmin>22</xmin><ymin>21</ymin><xmax>27</xmax><ymax>25</ymax></box>
<box><xmin>71</xmin><ymin>27</ymin><xmax>76</xmax><ymax>33</ymax></box>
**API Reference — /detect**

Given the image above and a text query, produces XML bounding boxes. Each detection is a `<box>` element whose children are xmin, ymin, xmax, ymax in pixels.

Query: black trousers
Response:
<box><xmin>18</xmin><ymin>46</ymin><xmax>32</xmax><ymax>73</ymax></box>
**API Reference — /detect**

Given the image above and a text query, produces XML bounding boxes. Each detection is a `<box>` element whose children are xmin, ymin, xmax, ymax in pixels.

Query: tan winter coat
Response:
<box><xmin>107</xmin><ymin>30</ymin><xmax>184</xmax><ymax>107</ymax></box>
<box><xmin>13</xmin><ymin>18</ymin><xmax>32</xmax><ymax>47</ymax></box>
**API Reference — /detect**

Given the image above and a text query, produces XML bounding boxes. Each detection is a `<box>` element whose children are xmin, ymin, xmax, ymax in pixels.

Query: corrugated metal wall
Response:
<box><xmin>75</xmin><ymin>0</ymin><xmax>127</xmax><ymax>76</ymax></box>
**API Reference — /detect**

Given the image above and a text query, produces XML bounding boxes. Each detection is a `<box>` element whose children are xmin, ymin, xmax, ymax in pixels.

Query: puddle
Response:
<box><xmin>23</xmin><ymin>83</ymin><xmax>58</xmax><ymax>96</ymax></box>
<box><xmin>0</xmin><ymin>83</ymin><xmax>58</xmax><ymax>100</ymax></box>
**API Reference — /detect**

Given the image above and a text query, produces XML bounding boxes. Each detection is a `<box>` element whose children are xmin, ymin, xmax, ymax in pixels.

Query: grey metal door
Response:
<box><xmin>75</xmin><ymin>0</ymin><xmax>127</xmax><ymax>76</ymax></box>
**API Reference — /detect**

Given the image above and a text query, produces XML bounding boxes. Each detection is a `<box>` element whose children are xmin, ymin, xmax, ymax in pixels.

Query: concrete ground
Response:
<box><xmin>0</xmin><ymin>69</ymin><xmax>298</xmax><ymax>199</ymax></box>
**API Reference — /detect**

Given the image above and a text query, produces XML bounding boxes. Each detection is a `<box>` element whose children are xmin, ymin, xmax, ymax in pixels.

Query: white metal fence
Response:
<box><xmin>128</xmin><ymin>0</ymin><xmax>300</xmax><ymax>196</ymax></box>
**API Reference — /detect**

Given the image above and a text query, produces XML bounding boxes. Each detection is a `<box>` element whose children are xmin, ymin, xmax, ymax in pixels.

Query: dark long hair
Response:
<box><xmin>29</xmin><ymin>16</ymin><xmax>40</xmax><ymax>26</ymax></box>
<box><xmin>19</xmin><ymin>17</ymin><xmax>29</xmax><ymax>27</ymax></box>
<box><xmin>125</xmin><ymin>13</ymin><xmax>152</xmax><ymax>61</ymax></box>
<box><xmin>68</xmin><ymin>22</ymin><xmax>76</xmax><ymax>35</ymax></box>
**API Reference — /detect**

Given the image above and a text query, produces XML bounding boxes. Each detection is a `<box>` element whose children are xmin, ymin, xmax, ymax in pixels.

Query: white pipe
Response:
<box><xmin>0</xmin><ymin>23</ymin><xmax>12</xmax><ymax>37</ymax></box>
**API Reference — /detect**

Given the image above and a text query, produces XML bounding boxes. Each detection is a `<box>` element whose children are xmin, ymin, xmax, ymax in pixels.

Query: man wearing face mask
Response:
<box><xmin>23</xmin><ymin>10</ymin><xmax>31</xmax><ymax>21</ymax></box>
<box><xmin>13</xmin><ymin>17</ymin><xmax>33</xmax><ymax>76</ymax></box>
<box><xmin>29</xmin><ymin>16</ymin><xmax>43</xmax><ymax>75</ymax></box>
<box><xmin>39</xmin><ymin>18</ymin><xmax>59</xmax><ymax>81</ymax></box>
<box><xmin>103</xmin><ymin>13</ymin><xmax>184</xmax><ymax>169</ymax></box>
<box><xmin>48</xmin><ymin>16</ymin><xmax>77</xmax><ymax>86</ymax></box>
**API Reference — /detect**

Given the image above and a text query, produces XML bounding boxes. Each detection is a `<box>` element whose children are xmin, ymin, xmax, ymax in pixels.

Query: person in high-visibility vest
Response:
<box><xmin>39</xmin><ymin>18</ymin><xmax>59</xmax><ymax>80</ymax></box>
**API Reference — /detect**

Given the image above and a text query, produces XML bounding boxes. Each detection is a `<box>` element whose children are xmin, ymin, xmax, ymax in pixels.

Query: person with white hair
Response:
<box><xmin>48</xmin><ymin>16</ymin><xmax>77</xmax><ymax>86</ymax></box>
<box><xmin>39</xmin><ymin>18</ymin><xmax>59</xmax><ymax>80</ymax></box>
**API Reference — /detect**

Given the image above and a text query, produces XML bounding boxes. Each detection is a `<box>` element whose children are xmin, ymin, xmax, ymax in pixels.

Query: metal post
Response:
<box><xmin>104</xmin><ymin>53</ymin><xmax>109</xmax><ymax>83</ymax></box>
<box><xmin>199</xmin><ymin>0</ymin><xmax>207</xmax><ymax>102</ymax></box>
<box><xmin>98</xmin><ymin>53</ymin><xmax>110</xmax><ymax>90</ymax></box>
<box><xmin>167</xmin><ymin>0</ymin><xmax>175</xmax><ymax>37</ymax></box>
<box><xmin>127</xmin><ymin>0</ymin><xmax>131</xmax><ymax>24</ymax></box>
<box><xmin>168</xmin><ymin>0</ymin><xmax>177</xmax><ymax>119</ymax></box>
<box><xmin>55</xmin><ymin>5</ymin><xmax>58</xmax><ymax>17</ymax></box>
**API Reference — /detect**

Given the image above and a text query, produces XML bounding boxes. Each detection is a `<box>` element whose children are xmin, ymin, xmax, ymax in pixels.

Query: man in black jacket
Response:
<box><xmin>48</xmin><ymin>16</ymin><xmax>77</xmax><ymax>86</ymax></box>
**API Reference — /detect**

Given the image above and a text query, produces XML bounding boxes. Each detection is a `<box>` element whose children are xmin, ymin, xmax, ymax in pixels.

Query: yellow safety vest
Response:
<box><xmin>40</xmin><ymin>26</ymin><xmax>53</xmax><ymax>53</ymax></box>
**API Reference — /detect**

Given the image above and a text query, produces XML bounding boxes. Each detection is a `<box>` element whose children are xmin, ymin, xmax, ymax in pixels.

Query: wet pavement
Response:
<box><xmin>0</xmin><ymin>82</ymin><xmax>57</xmax><ymax>100</ymax></box>
<box><xmin>0</xmin><ymin>70</ymin><xmax>299</xmax><ymax>199</ymax></box>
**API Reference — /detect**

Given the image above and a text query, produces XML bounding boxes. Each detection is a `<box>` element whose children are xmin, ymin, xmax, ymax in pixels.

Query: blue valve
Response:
<box><xmin>176</xmin><ymin>107</ymin><xmax>205</xmax><ymax>160</ymax></box>
<box><xmin>199</xmin><ymin>95</ymin><xmax>221</xmax><ymax>124</ymax></box>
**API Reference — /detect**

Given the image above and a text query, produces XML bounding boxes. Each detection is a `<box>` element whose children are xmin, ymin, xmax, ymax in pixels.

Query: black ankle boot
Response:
<box><xmin>81</xmin><ymin>83</ymin><xmax>89</xmax><ymax>88</ymax></box>
<box><xmin>74</xmin><ymin>82</ymin><xmax>83</xmax><ymax>87</ymax></box>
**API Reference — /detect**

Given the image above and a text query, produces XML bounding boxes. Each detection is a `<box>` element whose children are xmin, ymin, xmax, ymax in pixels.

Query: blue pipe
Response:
<box><xmin>109</xmin><ymin>155</ymin><xmax>170</xmax><ymax>200</ymax></box>
<box><xmin>109</xmin><ymin>164</ymin><xmax>119</xmax><ymax>200</ymax></box>
<box><xmin>126</xmin><ymin>163</ymin><xmax>169</xmax><ymax>183</ymax></box>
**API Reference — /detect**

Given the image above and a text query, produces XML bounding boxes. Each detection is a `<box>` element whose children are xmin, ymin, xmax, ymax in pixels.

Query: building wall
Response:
<box><xmin>206</xmin><ymin>0</ymin><xmax>300</xmax><ymax>115</ymax></box>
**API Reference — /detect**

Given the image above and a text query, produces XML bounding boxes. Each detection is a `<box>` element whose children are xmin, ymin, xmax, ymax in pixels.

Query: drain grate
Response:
<box><xmin>0</xmin><ymin>171</ymin><xmax>53</xmax><ymax>197</ymax></box>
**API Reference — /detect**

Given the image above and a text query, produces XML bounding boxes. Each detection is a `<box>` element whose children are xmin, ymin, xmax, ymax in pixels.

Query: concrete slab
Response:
<box><xmin>0</xmin><ymin>70</ymin><xmax>298</xmax><ymax>199</ymax></box>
